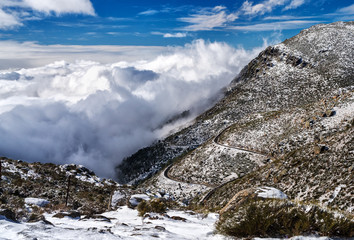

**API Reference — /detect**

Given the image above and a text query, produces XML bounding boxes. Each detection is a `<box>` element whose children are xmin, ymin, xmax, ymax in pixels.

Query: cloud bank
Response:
<box><xmin>0</xmin><ymin>40</ymin><xmax>265</xmax><ymax>178</ymax></box>
<box><xmin>0</xmin><ymin>41</ymin><xmax>166</xmax><ymax>70</ymax></box>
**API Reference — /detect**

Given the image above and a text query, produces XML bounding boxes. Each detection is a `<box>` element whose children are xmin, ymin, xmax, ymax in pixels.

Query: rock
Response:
<box><xmin>0</xmin><ymin>209</ymin><xmax>18</xmax><ymax>222</ymax></box>
<box><xmin>325</xmin><ymin>109</ymin><xmax>336</xmax><ymax>117</ymax></box>
<box><xmin>27</xmin><ymin>214</ymin><xmax>54</xmax><ymax>225</ymax></box>
<box><xmin>154</xmin><ymin>225</ymin><xmax>166</xmax><ymax>231</ymax></box>
<box><xmin>314</xmin><ymin>145</ymin><xmax>321</xmax><ymax>155</ymax></box>
<box><xmin>314</xmin><ymin>145</ymin><xmax>329</xmax><ymax>154</ymax></box>
<box><xmin>81</xmin><ymin>214</ymin><xmax>111</xmax><ymax>222</ymax></box>
<box><xmin>170</xmin><ymin>216</ymin><xmax>187</xmax><ymax>222</ymax></box>
<box><xmin>28</xmin><ymin>213</ymin><xmax>45</xmax><ymax>222</ymax></box>
<box><xmin>53</xmin><ymin>211</ymin><xmax>80</xmax><ymax>219</ymax></box>
<box><xmin>52</xmin><ymin>212</ymin><xmax>65</xmax><ymax>218</ymax></box>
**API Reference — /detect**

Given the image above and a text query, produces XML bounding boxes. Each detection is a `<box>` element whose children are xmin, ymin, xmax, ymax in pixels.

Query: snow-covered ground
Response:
<box><xmin>0</xmin><ymin>206</ymin><xmax>224</xmax><ymax>240</ymax></box>
<box><xmin>0</xmin><ymin>206</ymin><xmax>338</xmax><ymax>240</ymax></box>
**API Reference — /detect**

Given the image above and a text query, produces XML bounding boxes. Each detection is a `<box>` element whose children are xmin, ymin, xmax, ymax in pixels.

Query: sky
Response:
<box><xmin>0</xmin><ymin>0</ymin><xmax>353</xmax><ymax>179</ymax></box>
<box><xmin>0</xmin><ymin>0</ymin><xmax>353</xmax><ymax>64</ymax></box>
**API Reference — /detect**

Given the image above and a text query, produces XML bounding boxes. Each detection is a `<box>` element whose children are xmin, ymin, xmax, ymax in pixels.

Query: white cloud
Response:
<box><xmin>138</xmin><ymin>9</ymin><xmax>159</xmax><ymax>16</ymax></box>
<box><xmin>240</xmin><ymin>0</ymin><xmax>286</xmax><ymax>16</ymax></box>
<box><xmin>163</xmin><ymin>32</ymin><xmax>187</xmax><ymax>38</ymax></box>
<box><xmin>229</xmin><ymin>20</ymin><xmax>319</xmax><ymax>31</ymax></box>
<box><xmin>22</xmin><ymin>0</ymin><xmax>95</xmax><ymax>15</ymax></box>
<box><xmin>264</xmin><ymin>15</ymin><xmax>314</xmax><ymax>20</ymax></box>
<box><xmin>0</xmin><ymin>40</ymin><xmax>265</xmax><ymax>178</ymax></box>
<box><xmin>179</xmin><ymin>6</ymin><xmax>238</xmax><ymax>31</ymax></box>
<box><xmin>0</xmin><ymin>8</ymin><xmax>22</xmax><ymax>29</ymax></box>
<box><xmin>0</xmin><ymin>41</ymin><xmax>166</xmax><ymax>69</ymax></box>
<box><xmin>283</xmin><ymin>0</ymin><xmax>305</xmax><ymax>11</ymax></box>
<box><xmin>0</xmin><ymin>0</ymin><xmax>95</xmax><ymax>29</ymax></box>
<box><xmin>151</xmin><ymin>32</ymin><xmax>188</xmax><ymax>38</ymax></box>
<box><xmin>337</xmin><ymin>4</ymin><xmax>354</xmax><ymax>15</ymax></box>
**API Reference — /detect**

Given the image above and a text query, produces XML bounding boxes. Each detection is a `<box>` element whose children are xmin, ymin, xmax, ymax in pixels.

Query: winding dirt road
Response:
<box><xmin>161</xmin><ymin>123</ymin><xmax>274</xmax><ymax>203</ymax></box>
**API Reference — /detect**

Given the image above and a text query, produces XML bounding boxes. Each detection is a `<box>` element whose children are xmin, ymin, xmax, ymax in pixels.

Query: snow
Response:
<box><xmin>0</xmin><ymin>206</ymin><xmax>225</xmax><ymax>240</ymax></box>
<box><xmin>256</xmin><ymin>187</ymin><xmax>288</xmax><ymax>199</ymax></box>
<box><xmin>59</xmin><ymin>164</ymin><xmax>118</xmax><ymax>187</ymax></box>
<box><xmin>111</xmin><ymin>190</ymin><xmax>126</xmax><ymax>207</ymax></box>
<box><xmin>1</xmin><ymin>161</ymin><xmax>40</xmax><ymax>180</ymax></box>
<box><xmin>328</xmin><ymin>185</ymin><xmax>345</xmax><ymax>203</ymax></box>
<box><xmin>321</xmin><ymin>97</ymin><xmax>354</xmax><ymax>130</ymax></box>
<box><xmin>129</xmin><ymin>194</ymin><xmax>150</xmax><ymax>206</ymax></box>
<box><xmin>24</xmin><ymin>198</ymin><xmax>50</xmax><ymax>207</ymax></box>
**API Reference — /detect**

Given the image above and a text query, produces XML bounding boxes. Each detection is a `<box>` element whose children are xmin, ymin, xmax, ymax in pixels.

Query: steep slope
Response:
<box><xmin>117</xmin><ymin>21</ymin><xmax>353</xmax><ymax>189</ymax></box>
<box><xmin>134</xmin><ymin>21</ymin><xmax>354</xmax><ymax>237</ymax></box>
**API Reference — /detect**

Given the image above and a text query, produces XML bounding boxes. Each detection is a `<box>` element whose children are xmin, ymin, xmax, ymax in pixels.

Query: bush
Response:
<box><xmin>137</xmin><ymin>198</ymin><xmax>168</xmax><ymax>216</ymax></box>
<box><xmin>216</xmin><ymin>199</ymin><xmax>353</xmax><ymax>238</ymax></box>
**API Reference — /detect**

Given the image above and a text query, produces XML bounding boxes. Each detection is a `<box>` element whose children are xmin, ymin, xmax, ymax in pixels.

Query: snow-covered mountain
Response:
<box><xmin>116</xmin><ymin>22</ymin><xmax>353</xmax><ymax>186</ymax></box>
<box><xmin>1</xmin><ymin>21</ymin><xmax>353</xmax><ymax>239</ymax></box>
<box><xmin>117</xmin><ymin>21</ymin><xmax>354</xmax><ymax>237</ymax></box>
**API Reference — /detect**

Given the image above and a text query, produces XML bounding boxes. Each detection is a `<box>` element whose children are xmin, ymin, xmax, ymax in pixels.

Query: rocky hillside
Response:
<box><xmin>0</xmin><ymin>157</ymin><xmax>133</xmax><ymax>221</ymax></box>
<box><xmin>116</xmin><ymin>21</ymin><xmax>353</xmax><ymax>186</ymax></box>
<box><xmin>117</xmin><ymin>21</ymin><xmax>354</xmax><ymax>237</ymax></box>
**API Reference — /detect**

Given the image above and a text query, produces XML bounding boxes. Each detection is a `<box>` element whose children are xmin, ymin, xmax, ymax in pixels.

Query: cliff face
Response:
<box><xmin>118</xmin><ymin>22</ymin><xmax>353</xmax><ymax>214</ymax></box>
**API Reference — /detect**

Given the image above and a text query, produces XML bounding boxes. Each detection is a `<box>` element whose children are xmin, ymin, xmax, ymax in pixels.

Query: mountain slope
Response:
<box><xmin>132</xmin><ymin>21</ymin><xmax>354</xmax><ymax>237</ymax></box>
<box><xmin>117</xmin><ymin>21</ymin><xmax>353</xmax><ymax>189</ymax></box>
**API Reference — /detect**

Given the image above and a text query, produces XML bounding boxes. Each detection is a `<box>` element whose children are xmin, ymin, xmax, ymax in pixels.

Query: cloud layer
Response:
<box><xmin>0</xmin><ymin>41</ymin><xmax>166</xmax><ymax>70</ymax></box>
<box><xmin>0</xmin><ymin>40</ymin><xmax>264</xmax><ymax>178</ymax></box>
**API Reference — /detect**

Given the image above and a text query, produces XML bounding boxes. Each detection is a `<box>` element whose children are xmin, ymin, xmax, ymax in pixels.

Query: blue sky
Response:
<box><xmin>1</xmin><ymin>0</ymin><xmax>353</xmax><ymax>49</ymax></box>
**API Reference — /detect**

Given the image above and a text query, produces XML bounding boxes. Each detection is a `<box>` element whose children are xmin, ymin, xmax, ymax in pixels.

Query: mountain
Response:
<box><xmin>117</xmin><ymin>21</ymin><xmax>354</xmax><ymax>236</ymax></box>
<box><xmin>116</xmin><ymin>22</ymin><xmax>353</xmax><ymax>185</ymax></box>
<box><xmin>1</xmin><ymin>22</ymin><xmax>353</xmax><ymax>238</ymax></box>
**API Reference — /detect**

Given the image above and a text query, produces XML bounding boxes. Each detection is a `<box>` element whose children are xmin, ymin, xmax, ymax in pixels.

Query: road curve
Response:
<box><xmin>162</xmin><ymin>123</ymin><xmax>274</xmax><ymax>204</ymax></box>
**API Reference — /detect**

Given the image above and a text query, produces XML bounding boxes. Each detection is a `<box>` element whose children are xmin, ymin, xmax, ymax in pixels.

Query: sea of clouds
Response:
<box><xmin>0</xmin><ymin>40</ymin><xmax>264</xmax><ymax>178</ymax></box>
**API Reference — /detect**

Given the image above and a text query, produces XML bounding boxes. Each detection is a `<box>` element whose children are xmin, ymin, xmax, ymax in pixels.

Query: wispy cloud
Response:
<box><xmin>0</xmin><ymin>8</ymin><xmax>22</xmax><ymax>29</ymax></box>
<box><xmin>263</xmin><ymin>15</ymin><xmax>315</xmax><ymax>20</ymax></box>
<box><xmin>337</xmin><ymin>4</ymin><xmax>354</xmax><ymax>15</ymax></box>
<box><xmin>179</xmin><ymin>6</ymin><xmax>238</xmax><ymax>31</ymax></box>
<box><xmin>138</xmin><ymin>9</ymin><xmax>159</xmax><ymax>16</ymax></box>
<box><xmin>177</xmin><ymin>0</ymin><xmax>312</xmax><ymax>32</ymax></box>
<box><xmin>228</xmin><ymin>20</ymin><xmax>319</xmax><ymax>31</ymax></box>
<box><xmin>283</xmin><ymin>0</ymin><xmax>306</xmax><ymax>11</ymax></box>
<box><xmin>0</xmin><ymin>0</ymin><xmax>95</xmax><ymax>29</ymax></box>
<box><xmin>240</xmin><ymin>0</ymin><xmax>286</xmax><ymax>16</ymax></box>
<box><xmin>152</xmin><ymin>32</ymin><xmax>188</xmax><ymax>38</ymax></box>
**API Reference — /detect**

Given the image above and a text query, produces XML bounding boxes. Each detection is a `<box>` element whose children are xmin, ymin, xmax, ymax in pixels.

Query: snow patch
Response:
<box><xmin>25</xmin><ymin>198</ymin><xmax>50</xmax><ymax>207</ymax></box>
<box><xmin>129</xmin><ymin>194</ymin><xmax>150</xmax><ymax>206</ymax></box>
<box><xmin>256</xmin><ymin>187</ymin><xmax>288</xmax><ymax>199</ymax></box>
